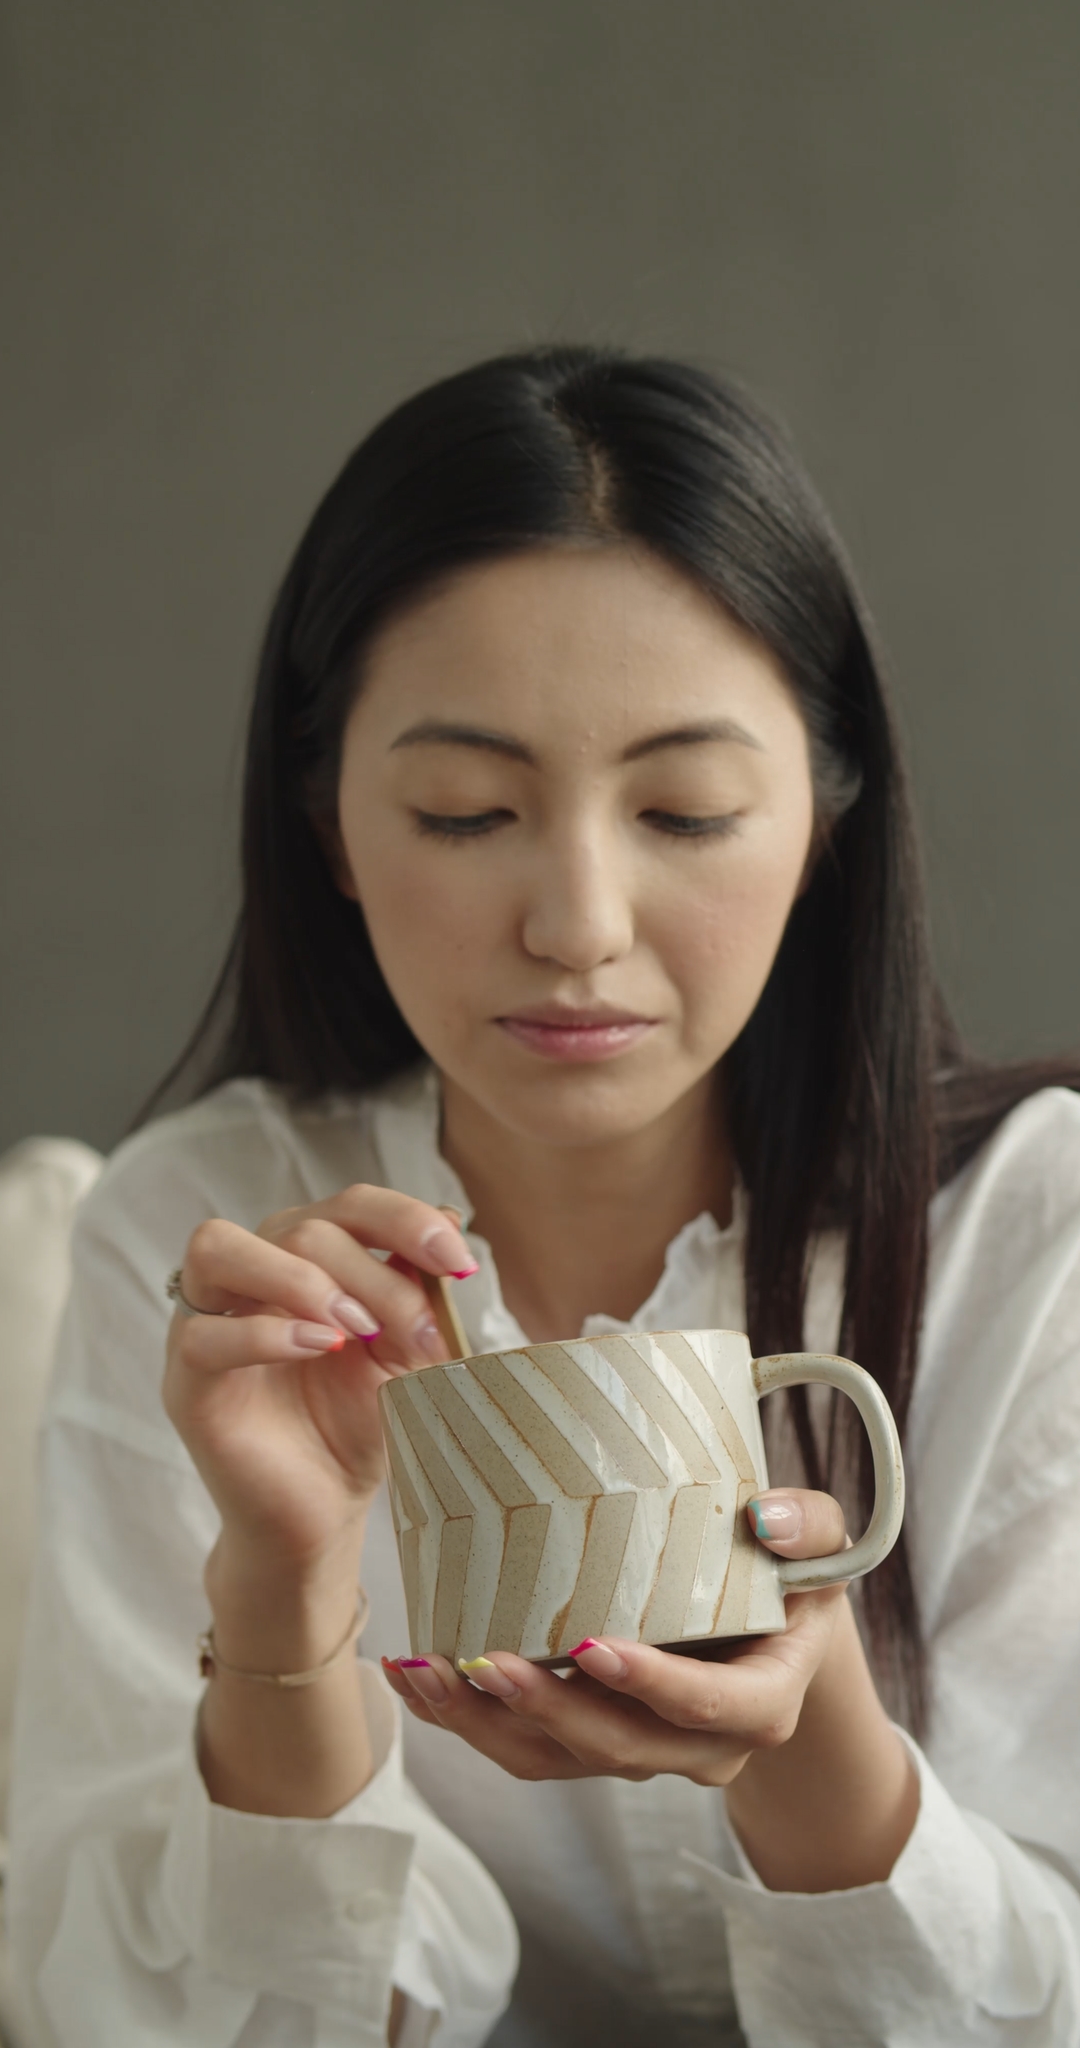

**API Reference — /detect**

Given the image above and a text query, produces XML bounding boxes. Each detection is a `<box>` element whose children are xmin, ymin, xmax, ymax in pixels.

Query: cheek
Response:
<box><xmin>659</xmin><ymin>839</ymin><xmax>808</xmax><ymax>1021</ymax></box>
<box><xmin>348</xmin><ymin>831</ymin><xmax>506</xmax><ymax>1011</ymax></box>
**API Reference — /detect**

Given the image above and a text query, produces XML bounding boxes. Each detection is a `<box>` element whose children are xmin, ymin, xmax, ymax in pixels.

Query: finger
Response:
<box><xmin>451</xmin><ymin>1650</ymin><xmax>751</xmax><ymax>1782</ymax></box>
<box><xmin>271</xmin><ymin>1186</ymin><xmax>478</xmax><ymax>1279</ymax></box>
<box><xmin>380</xmin><ymin>1657</ymin><xmax>443</xmax><ymax>1725</ymax></box>
<box><xmin>272</xmin><ymin>1218</ymin><xmax>447</xmax><ymax>1366</ymax></box>
<box><xmin>538</xmin><ymin>1635</ymin><xmax>803</xmax><ymax>1745</ymax></box>
<box><xmin>170</xmin><ymin>1309</ymin><xmax>357</xmax><ymax>1377</ymax></box>
<box><xmin>383</xmin><ymin>1655</ymin><xmax>588</xmax><ymax>1778</ymax></box>
<box><xmin>746</xmin><ymin>1488</ymin><xmax>848</xmax><ymax>1559</ymax></box>
<box><xmin>181</xmin><ymin>1217</ymin><xmax>380</xmax><ymax>1335</ymax></box>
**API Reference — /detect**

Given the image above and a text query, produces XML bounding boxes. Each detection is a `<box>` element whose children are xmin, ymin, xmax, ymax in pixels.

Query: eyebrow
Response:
<box><xmin>388</xmin><ymin>717</ymin><xmax>764</xmax><ymax>764</ymax></box>
<box><xmin>622</xmin><ymin>719</ymin><xmax>764</xmax><ymax>761</ymax></box>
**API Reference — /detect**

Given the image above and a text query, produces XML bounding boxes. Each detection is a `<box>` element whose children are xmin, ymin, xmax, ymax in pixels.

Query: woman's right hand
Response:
<box><xmin>162</xmin><ymin>1186</ymin><xmax>476</xmax><ymax>1575</ymax></box>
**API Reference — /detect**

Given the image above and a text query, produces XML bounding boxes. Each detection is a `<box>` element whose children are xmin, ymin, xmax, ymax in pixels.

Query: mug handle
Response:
<box><xmin>751</xmin><ymin>1353</ymin><xmax>905</xmax><ymax>1590</ymax></box>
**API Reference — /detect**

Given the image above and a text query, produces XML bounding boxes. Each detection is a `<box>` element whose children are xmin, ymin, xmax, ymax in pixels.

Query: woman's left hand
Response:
<box><xmin>382</xmin><ymin>1488</ymin><xmax>849</xmax><ymax>1788</ymax></box>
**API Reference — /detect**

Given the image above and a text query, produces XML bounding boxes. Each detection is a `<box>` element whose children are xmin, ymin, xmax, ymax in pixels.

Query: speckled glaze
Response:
<box><xmin>378</xmin><ymin>1330</ymin><xmax>904</xmax><ymax>1665</ymax></box>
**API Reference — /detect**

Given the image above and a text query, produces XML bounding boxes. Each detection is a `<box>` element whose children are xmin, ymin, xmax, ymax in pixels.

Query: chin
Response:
<box><xmin>473</xmin><ymin>1062</ymin><xmax>697</xmax><ymax>1151</ymax></box>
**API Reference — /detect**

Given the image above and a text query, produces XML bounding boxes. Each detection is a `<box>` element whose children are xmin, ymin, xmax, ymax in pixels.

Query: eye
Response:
<box><xmin>641</xmin><ymin>809</ymin><xmax>742</xmax><ymax>840</ymax></box>
<box><xmin>412</xmin><ymin>808</ymin><xmax>514</xmax><ymax>841</ymax></box>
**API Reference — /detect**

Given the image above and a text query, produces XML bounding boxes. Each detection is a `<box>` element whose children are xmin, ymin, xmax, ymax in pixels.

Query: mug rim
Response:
<box><xmin>382</xmin><ymin>1326</ymin><xmax>754</xmax><ymax>1387</ymax></box>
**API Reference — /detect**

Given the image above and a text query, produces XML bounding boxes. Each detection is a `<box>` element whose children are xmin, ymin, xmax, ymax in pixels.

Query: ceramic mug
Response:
<box><xmin>378</xmin><ymin>1328</ymin><xmax>904</xmax><ymax>1666</ymax></box>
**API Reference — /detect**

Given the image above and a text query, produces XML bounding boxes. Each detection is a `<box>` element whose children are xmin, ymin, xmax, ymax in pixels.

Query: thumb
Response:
<box><xmin>746</xmin><ymin>1488</ymin><xmax>850</xmax><ymax>1560</ymax></box>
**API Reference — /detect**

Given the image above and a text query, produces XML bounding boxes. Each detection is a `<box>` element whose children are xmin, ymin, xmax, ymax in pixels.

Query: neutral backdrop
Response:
<box><xmin>3</xmin><ymin>0</ymin><xmax>1079</xmax><ymax>1154</ymax></box>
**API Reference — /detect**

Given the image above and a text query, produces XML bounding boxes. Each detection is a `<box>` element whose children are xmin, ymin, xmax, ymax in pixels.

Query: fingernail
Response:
<box><xmin>568</xmin><ymin>1639</ymin><xmax>628</xmax><ymax>1680</ymax></box>
<box><xmin>329</xmin><ymin>1294</ymin><xmax>381</xmax><ymax>1339</ymax></box>
<box><xmin>411</xmin><ymin>1318</ymin><xmax>447</xmax><ymax>1363</ymax></box>
<box><xmin>458</xmin><ymin>1655</ymin><xmax>521</xmax><ymax>1698</ymax></box>
<box><xmin>450</xmin><ymin>1262</ymin><xmax>480</xmax><ymax>1279</ymax></box>
<box><xmin>419</xmin><ymin>1222</ymin><xmax>474</xmax><ymax>1273</ymax></box>
<box><xmin>397</xmin><ymin>1657</ymin><xmax>449</xmax><ymax>1704</ymax></box>
<box><xmin>749</xmin><ymin>1495</ymin><xmax>804</xmax><ymax>1541</ymax></box>
<box><xmin>292</xmin><ymin>1322</ymin><xmax>346</xmax><ymax>1352</ymax></box>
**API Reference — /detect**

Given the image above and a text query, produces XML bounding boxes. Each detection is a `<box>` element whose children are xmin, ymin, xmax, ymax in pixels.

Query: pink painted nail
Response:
<box><xmin>419</xmin><ymin>1222</ymin><xmax>474</xmax><ymax>1273</ymax></box>
<box><xmin>329</xmin><ymin>1294</ymin><xmax>381</xmax><ymax>1339</ymax></box>
<box><xmin>450</xmin><ymin>1262</ymin><xmax>480</xmax><ymax>1279</ymax></box>
<box><xmin>396</xmin><ymin>1657</ymin><xmax>449</xmax><ymax>1705</ymax></box>
<box><xmin>411</xmin><ymin>1318</ymin><xmax>446</xmax><ymax>1363</ymax></box>
<box><xmin>568</xmin><ymin>1639</ymin><xmax>628</xmax><ymax>1680</ymax></box>
<box><xmin>292</xmin><ymin>1322</ymin><xmax>346</xmax><ymax>1352</ymax></box>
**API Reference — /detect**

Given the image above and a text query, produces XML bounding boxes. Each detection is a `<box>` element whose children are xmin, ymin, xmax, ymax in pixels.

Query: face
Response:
<box><xmin>335</xmin><ymin>545</ymin><xmax>816</xmax><ymax>1152</ymax></box>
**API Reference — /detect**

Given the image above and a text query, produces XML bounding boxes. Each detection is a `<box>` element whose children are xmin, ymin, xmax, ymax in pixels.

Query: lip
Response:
<box><xmin>496</xmin><ymin>1004</ymin><xmax>657</xmax><ymax>1064</ymax></box>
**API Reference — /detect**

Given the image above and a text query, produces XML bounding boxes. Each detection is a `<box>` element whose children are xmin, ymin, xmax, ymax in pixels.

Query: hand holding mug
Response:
<box><xmin>381</xmin><ymin>1484</ymin><xmax>856</xmax><ymax>1789</ymax></box>
<box><xmin>381</xmin><ymin>1330</ymin><xmax>903</xmax><ymax>1794</ymax></box>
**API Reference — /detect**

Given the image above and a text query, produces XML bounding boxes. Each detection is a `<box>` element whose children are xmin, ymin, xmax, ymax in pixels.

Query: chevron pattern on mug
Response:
<box><xmin>378</xmin><ymin>1328</ymin><xmax>790</xmax><ymax>1665</ymax></box>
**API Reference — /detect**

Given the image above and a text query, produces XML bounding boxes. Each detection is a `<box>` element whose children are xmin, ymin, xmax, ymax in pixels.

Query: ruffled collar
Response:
<box><xmin>368</xmin><ymin>1063</ymin><xmax>747</xmax><ymax>1351</ymax></box>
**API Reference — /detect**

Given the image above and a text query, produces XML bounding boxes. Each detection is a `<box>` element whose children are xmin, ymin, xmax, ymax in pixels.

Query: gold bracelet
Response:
<box><xmin>197</xmin><ymin>1591</ymin><xmax>370</xmax><ymax>1688</ymax></box>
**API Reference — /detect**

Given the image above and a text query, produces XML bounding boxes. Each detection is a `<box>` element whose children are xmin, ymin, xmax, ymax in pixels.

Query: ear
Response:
<box><xmin>312</xmin><ymin>810</ymin><xmax>360</xmax><ymax>903</ymax></box>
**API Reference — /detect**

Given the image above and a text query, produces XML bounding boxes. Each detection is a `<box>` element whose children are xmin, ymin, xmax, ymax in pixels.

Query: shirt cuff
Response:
<box><xmin>161</xmin><ymin>1660</ymin><xmax>418</xmax><ymax>2032</ymax></box>
<box><xmin>687</xmin><ymin>1732</ymin><xmax>1080</xmax><ymax>2044</ymax></box>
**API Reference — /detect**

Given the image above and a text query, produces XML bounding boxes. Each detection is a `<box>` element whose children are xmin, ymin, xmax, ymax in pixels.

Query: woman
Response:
<box><xmin>10</xmin><ymin>347</ymin><xmax>1080</xmax><ymax>2047</ymax></box>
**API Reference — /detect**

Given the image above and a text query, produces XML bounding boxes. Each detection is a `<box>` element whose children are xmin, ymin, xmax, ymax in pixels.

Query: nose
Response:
<box><xmin>520</xmin><ymin>825</ymin><xmax>635</xmax><ymax>971</ymax></box>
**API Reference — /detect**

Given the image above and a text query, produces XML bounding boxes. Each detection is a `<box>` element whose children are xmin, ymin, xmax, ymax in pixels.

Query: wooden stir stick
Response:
<box><xmin>415</xmin><ymin>1204</ymin><xmax>472</xmax><ymax>1360</ymax></box>
<box><xmin>417</xmin><ymin>1268</ymin><xmax>471</xmax><ymax>1360</ymax></box>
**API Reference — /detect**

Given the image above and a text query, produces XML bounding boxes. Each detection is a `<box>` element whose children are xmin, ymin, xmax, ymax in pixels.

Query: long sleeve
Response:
<box><xmin>690</xmin><ymin>1465</ymin><xmax>1080</xmax><ymax>2048</ymax></box>
<box><xmin>6</xmin><ymin>1126</ymin><xmax>517</xmax><ymax>2048</ymax></box>
<box><xmin>687</xmin><ymin>1095</ymin><xmax>1080</xmax><ymax>2046</ymax></box>
<box><xmin>697</xmin><ymin>1736</ymin><xmax>1080</xmax><ymax>2046</ymax></box>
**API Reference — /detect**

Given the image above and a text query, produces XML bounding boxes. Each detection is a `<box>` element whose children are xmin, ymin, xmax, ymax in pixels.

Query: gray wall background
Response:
<box><xmin>3</xmin><ymin>0</ymin><xmax>1079</xmax><ymax>1156</ymax></box>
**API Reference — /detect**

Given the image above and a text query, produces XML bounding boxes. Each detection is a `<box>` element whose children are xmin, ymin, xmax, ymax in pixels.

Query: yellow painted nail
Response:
<box><xmin>457</xmin><ymin>1653</ymin><xmax>521</xmax><ymax>1698</ymax></box>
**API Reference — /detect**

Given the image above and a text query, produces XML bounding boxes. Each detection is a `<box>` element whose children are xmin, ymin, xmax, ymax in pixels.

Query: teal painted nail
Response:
<box><xmin>749</xmin><ymin>1496</ymin><xmax>801</xmax><ymax>1541</ymax></box>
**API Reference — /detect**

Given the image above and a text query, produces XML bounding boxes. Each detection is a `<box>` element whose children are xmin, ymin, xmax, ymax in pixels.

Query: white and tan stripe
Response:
<box><xmin>379</xmin><ymin>1329</ymin><xmax>783</xmax><ymax>1665</ymax></box>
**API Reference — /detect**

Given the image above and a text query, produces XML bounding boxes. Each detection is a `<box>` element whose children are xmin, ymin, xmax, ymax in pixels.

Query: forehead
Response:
<box><xmin>352</xmin><ymin>543</ymin><xmax>797</xmax><ymax>747</ymax></box>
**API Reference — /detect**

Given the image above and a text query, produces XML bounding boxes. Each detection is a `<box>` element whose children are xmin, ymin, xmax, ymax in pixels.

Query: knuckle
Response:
<box><xmin>282</xmin><ymin>1217</ymin><xmax>329</xmax><ymax>1262</ymax></box>
<box><xmin>187</xmin><ymin>1216</ymin><xmax>229</xmax><ymax>1269</ymax></box>
<box><xmin>813</xmin><ymin>1490</ymin><xmax>847</xmax><ymax>1545</ymax></box>
<box><xmin>592</xmin><ymin>1737</ymin><xmax>640</xmax><ymax>1776</ymax></box>
<box><xmin>673</xmin><ymin>1689</ymin><xmax>723</xmax><ymax>1734</ymax></box>
<box><xmin>752</xmin><ymin>1711</ymin><xmax>798</xmax><ymax>1752</ymax></box>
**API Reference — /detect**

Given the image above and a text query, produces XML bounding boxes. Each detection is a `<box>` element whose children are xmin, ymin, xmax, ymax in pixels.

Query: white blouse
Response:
<box><xmin>8</xmin><ymin>1067</ymin><xmax>1080</xmax><ymax>2047</ymax></box>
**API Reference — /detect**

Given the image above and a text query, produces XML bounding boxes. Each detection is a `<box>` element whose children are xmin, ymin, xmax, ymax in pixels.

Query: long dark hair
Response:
<box><xmin>147</xmin><ymin>346</ymin><xmax>1080</xmax><ymax>1733</ymax></box>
